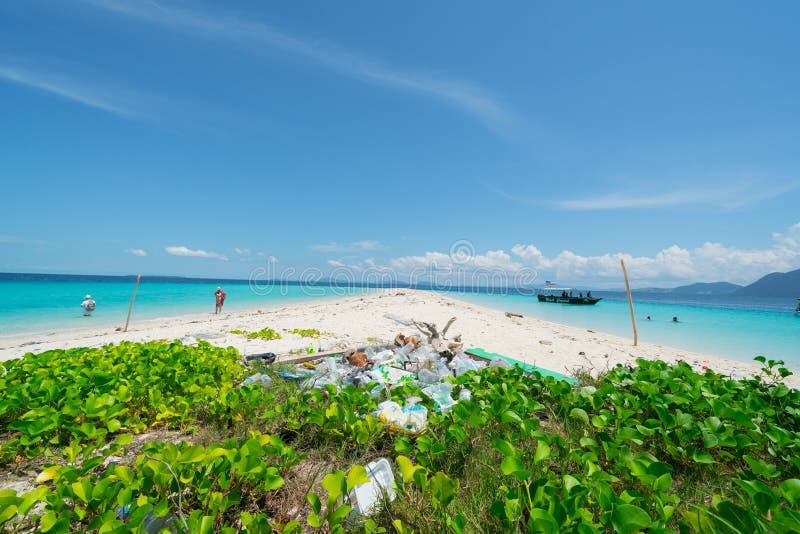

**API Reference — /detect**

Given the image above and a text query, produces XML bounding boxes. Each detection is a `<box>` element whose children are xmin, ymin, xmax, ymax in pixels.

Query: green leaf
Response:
<box><xmin>501</xmin><ymin>410</ymin><xmax>523</xmax><ymax>424</ymax></box>
<box><xmin>394</xmin><ymin>437</ymin><xmax>412</xmax><ymax>454</ymax></box>
<box><xmin>106</xmin><ymin>419</ymin><xmax>122</xmax><ymax>433</ymax></box>
<box><xmin>653</xmin><ymin>473</ymin><xmax>672</xmax><ymax>492</ymax></box>
<box><xmin>18</xmin><ymin>486</ymin><xmax>48</xmax><ymax>515</ymax></box>
<box><xmin>0</xmin><ymin>504</ymin><xmax>17</xmax><ymax>524</ymax></box>
<box><xmin>347</xmin><ymin>465</ymin><xmax>370</xmax><ymax>491</ymax></box>
<box><xmin>321</xmin><ymin>471</ymin><xmax>346</xmax><ymax>503</ymax></box>
<box><xmin>429</xmin><ymin>472</ymin><xmax>459</xmax><ymax>508</ymax></box>
<box><xmin>780</xmin><ymin>479</ymin><xmax>800</xmax><ymax>506</ymax></box>
<box><xmin>492</xmin><ymin>439</ymin><xmax>517</xmax><ymax>457</ymax></box>
<box><xmin>611</xmin><ymin>504</ymin><xmax>651</xmax><ymax>534</ymax></box>
<box><xmin>307</xmin><ymin>511</ymin><xmax>323</xmax><ymax>528</ymax></box>
<box><xmin>570</xmin><ymin>408</ymin><xmax>589</xmax><ymax>424</ymax></box>
<box><xmin>307</xmin><ymin>493</ymin><xmax>322</xmax><ymax>515</ymax></box>
<box><xmin>691</xmin><ymin>450</ymin><xmax>715</xmax><ymax>464</ymax></box>
<box><xmin>534</xmin><ymin>441</ymin><xmax>551</xmax><ymax>463</ymax></box>
<box><xmin>501</xmin><ymin>456</ymin><xmax>525</xmax><ymax>476</ymax></box>
<box><xmin>396</xmin><ymin>456</ymin><xmax>422</xmax><ymax>482</ymax></box>
<box><xmin>528</xmin><ymin>507</ymin><xmax>558</xmax><ymax>532</ymax></box>
<box><xmin>71</xmin><ymin>480</ymin><xmax>91</xmax><ymax>503</ymax></box>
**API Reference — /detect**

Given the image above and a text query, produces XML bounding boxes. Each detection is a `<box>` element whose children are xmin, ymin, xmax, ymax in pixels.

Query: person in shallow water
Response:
<box><xmin>672</xmin><ymin>316</ymin><xmax>679</xmax><ymax>323</ymax></box>
<box><xmin>80</xmin><ymin>294</ymin><xmax>96</xmax><ymax>316</ymax></box>
<box><xmin>215</xmin><ymin>287</ymin><xmax>227</xmax><ymax>314</ymax></box>
<box><xmin>646</xmin><ymin>316</ymin><xmax>652</xmax><ymax>321</ymax></box>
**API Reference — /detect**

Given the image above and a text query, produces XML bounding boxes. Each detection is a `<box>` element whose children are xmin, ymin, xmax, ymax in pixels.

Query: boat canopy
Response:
<box><xmin>540</xmin><ymin>287</ymin><xmax>577</xmax><ymax>292</ymax></box>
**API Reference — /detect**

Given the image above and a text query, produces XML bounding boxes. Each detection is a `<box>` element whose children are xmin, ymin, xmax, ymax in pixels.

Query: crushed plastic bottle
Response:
<box><xmin>241</xmin><ymin>373</ymin><xmax>272</xmax><ymax>388</ymax></box>
<box><xmin>450</xmin><ymin>354</ymin><xmax>486</xmax><ymax>376</ymax></box>
<box><xmin>368</xmin><ymin>349</ymin><xmax>394</xmax><ymax>364</ymax></box>
<box><xmin>417</xmin><ymin>368</ymin><xmax>439</xmax><ymax>384</ymax></box>
<box><xmin>436</xmin><ymin>359</ymin><xmax>452</xmax><ymax>379</ymax></box>
<box><xmin>489</xmin><ymin>358</ymin><xmax>514</xmax><ymax>370</ymax></box>
<box><xmin>142</xmin><ymin>512</ymin><xmax>179</xmax><ymax>533</ymax></box>
<box><xmin>422</xmin><ymin>382</ymin><xmax>456</xmax><ymax>412</ymax></box>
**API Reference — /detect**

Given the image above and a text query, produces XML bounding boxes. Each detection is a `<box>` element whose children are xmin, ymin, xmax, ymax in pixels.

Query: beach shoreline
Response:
<box><xmin>1</xmin><ymin>289</ymin><xmax>793</xmax><ymax>387</ymax></box>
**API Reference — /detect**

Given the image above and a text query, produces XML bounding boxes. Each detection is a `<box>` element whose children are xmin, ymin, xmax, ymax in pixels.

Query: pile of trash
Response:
<box><xmin>241</xmin><ymin>333</ymin><xmax>494</xmax><ymax>435</ymax></box>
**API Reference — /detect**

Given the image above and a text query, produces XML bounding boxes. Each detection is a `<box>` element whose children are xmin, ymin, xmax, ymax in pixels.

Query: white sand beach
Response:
<box><xmin>0</xmin><ymin>290</ymin><xmax>792</xmax><ymax>387</ymax></box>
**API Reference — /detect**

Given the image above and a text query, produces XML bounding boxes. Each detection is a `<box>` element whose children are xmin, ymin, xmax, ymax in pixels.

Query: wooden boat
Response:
<box><xmin>537</xmin><ymin>287</ymin><xmax>601</xmax><ymax>305</ymax></box>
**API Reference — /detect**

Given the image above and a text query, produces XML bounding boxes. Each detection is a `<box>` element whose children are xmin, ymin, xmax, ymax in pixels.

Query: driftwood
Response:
<box><xmin>247</xmin><ymin>348</ymin><xmax>357</xmax><ymax>366</ymax></box>
<box><xmin>505</xmin><ymin>311</ymin><xmax>523</xmax><ymax>318</ymax></box>
<box><xmin>385</xmin><ymin>314</ymin><xmax>462</xmax><ymax>353</ymax></box>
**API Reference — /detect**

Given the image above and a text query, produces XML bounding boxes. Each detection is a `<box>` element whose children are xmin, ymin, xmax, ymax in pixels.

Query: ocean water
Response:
<box><xmin>0</xmin><ymin>276</ymin><xmax>798</xmax><ymax>371</ymax></box>
<box><xmin>454</xmin><ymin>291</ymin><xmax>800</xmax><ymax>370</ymax></box>
<box><xmin>0</xmin><ymin>278</ymin><xmax>371</xmax><ymax>335</ymax></box>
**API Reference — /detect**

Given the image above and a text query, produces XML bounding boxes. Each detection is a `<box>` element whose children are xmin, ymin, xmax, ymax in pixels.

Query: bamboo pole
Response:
<box><xmin>620</xmin><ymin>259</ymin><xmax>638</xmax><ymax>346</ymax></box>
<box><xmin>124</xmin><ymin>275</ymin><xmax>141</xmax><ymax>332</ymax></box>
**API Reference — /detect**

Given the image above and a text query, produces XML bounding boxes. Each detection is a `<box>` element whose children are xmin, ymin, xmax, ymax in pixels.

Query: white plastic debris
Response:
<box><xmin>349</xmin><ymin>458</ymin><xmax>396</xmax><ymax>515</ymax></box>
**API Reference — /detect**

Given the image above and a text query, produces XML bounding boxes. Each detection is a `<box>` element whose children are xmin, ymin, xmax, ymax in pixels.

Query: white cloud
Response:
<box><xmin>483</xmin><ymin>179</ymin><xmax>796</xmax><ymax>211</ymax></box>
<box><xmin>125</xmin><ymin>248</ymin><xmax>147</xmax><ymax>257</ymax></box>
<box><xmin>0</xmin><ymin>63</ymin><xmax>137</xmax><ymax>119</ymax></box>
<box><xmin>370</xmin><ymin>223</ymin><xmax>800</xmax><ymax>287</ymax></box>
<box><xmin>0</xmin><ymin>235</ymin><xmax>45</xmax><ymax>244</ymax></box>
<box><xmin>556</xmin><ymin>181</ymin><xmax>796</xmax><ymax>211</ymax></box>
<box><xmin>311</xmin><ymin>241</ymin><xmax>385</xmax><ymax>253</ymax></box>
<box><xmin>165</xmin><ymin>246</ymin><xmax>228</xmax><ymax>261</ymax></box>
<box><xmin>81</xmin><ymin>0</ymin><xmax>516</xmax><ymax>135</ymax></box>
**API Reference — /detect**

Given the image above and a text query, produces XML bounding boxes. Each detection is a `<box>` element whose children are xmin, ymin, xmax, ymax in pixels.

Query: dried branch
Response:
<box><xmin>143</xmin><ymin>454</ymin><xmax>189</xmax><ymax>532</ymax></box>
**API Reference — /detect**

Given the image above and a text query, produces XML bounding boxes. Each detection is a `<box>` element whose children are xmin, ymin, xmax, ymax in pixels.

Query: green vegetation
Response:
<box><xmin>229</xmin><ymin>328</ymin><xmax>282</xmax><ymax>341</ymax></box>
<box><xmin>1</xmin><ymin>342</ymin><xmax>799</xmax><ymax>533</ymax></box>
<box><xmin>287</xmin><ymin>328</ymin><xmax>332</xmax><ymax>339</ymax></box>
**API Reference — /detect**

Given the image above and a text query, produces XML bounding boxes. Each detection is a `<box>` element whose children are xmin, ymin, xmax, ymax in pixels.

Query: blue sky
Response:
<box><xmin>1</xmin><ymin>0</ymin><xmax>799</xmax><ymax>287</ymax></box>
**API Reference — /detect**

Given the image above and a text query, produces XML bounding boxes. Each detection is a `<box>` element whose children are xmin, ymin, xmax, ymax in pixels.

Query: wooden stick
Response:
<box><xmin>620</xmin><ymin>259</ymin><xmax>638</xmax><ymax>346</ymax></box>
<box><xmin>124</xmin><ymin>274</ymin><xmax>141</xmax><ymax>332</ymax></box>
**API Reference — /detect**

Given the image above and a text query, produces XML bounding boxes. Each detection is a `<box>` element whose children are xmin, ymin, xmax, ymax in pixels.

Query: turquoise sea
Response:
<box><xmin>456</xmin><ymin>291</ymin><xmax>799</xmax><ymax>370</ymax></box>
<box><xmin>0</xmin><ymin>275</ymin><xmax>797</xmax><ymax>371</ymax></box>
<box><xmin>0</xmin><ymin>276</ymin><xmax>372</xmax><ymax>335</ymax></box>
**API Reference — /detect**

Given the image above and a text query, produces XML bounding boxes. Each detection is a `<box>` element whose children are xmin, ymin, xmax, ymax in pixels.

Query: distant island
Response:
<box><xmin>634</xmin><ymin>281</ymin><xmax>742</xmax><ymax>296</ymax></box>
<box><xmin>633</xmin><ymin>267</ymin><xmax>800</xmax><ymax>297</ymax></box>
<box><xmin>734</xmin><ymin>267</ymin><xmax>800</xmax><ymax>298</ymax></box>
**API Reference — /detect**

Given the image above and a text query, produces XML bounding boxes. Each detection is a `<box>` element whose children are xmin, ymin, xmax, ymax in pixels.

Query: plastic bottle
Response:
<box><xmin>242</xmin><ymin>373</ymin><xmax>272</xmax><ymax>388</ymax></box>
<box><xmin>459</xmin><ymin>388</ymin><xmax>472</xmax><ymax>401</ymax></box>
<box><xmin>417</xmin><ymin>368</ymin><xmax>439</xmax><ymax>384</ymax></box>
<box><xmin>142</xmin><ymin>512</ymin><xmax>178</xmax><ymax>533</ymax></box>
<box><xmin>422</xmin><ymin>382</ymin><xmax>456</xmax><ymax>412</ymax></box>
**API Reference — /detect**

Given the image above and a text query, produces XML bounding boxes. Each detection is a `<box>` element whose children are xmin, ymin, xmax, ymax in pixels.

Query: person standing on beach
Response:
<box><xmin>215</xmin><ymin>287</ymin><xmax>227</xmax><ymax>314</ymax></box>
<box><xmin>81</xmin><ymin>294</ymin><xmax>96</xmax><ymax>316</ymax></box>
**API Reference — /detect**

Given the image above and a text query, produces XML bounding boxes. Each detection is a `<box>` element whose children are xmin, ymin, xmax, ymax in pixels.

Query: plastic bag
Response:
<box><xmin>375</xmin><ymin>400</ymin><xmax>427</xmax><ymax>435</ymax></box>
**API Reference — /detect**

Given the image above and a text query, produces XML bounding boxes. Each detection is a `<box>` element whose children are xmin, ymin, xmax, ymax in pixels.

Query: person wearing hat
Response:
<box><xmin>81</xmin><ymin>294</ymin><xmax>96</xmax><ymax>316</ymax></box>
<box><xmin>215</xmin><ymin>287</ymin><xmax>227</xmax><ymax>315</ymax></box>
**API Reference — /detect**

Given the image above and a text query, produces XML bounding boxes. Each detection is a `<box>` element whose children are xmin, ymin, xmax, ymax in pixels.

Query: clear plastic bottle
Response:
<box><xmin>142</xmin><ymin>512</ymin><xmax>178</xmax><ymax>533</ymax></box>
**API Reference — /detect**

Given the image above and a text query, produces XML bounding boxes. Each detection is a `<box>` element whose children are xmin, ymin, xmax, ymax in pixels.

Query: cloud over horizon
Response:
<box><xmin>324</xmin><ymin>222</ymin><xmax>800</xmax><ymax>287</ymax></box>
<box><xmin>165</xmin><ymin>246</ymin><xmax>228</xmax><ymax>261</ymax></box>
<box><xmin>311</xmin><ymin>240</ymin><xmax>384</xmax><ymax>253</ymax></box>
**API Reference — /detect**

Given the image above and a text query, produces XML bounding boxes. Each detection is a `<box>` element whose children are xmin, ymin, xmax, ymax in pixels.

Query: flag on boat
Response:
<box><xmin>545</xmin><ymin>281</ymin><xmax>556</xmax><ymax>287</ymax></box>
